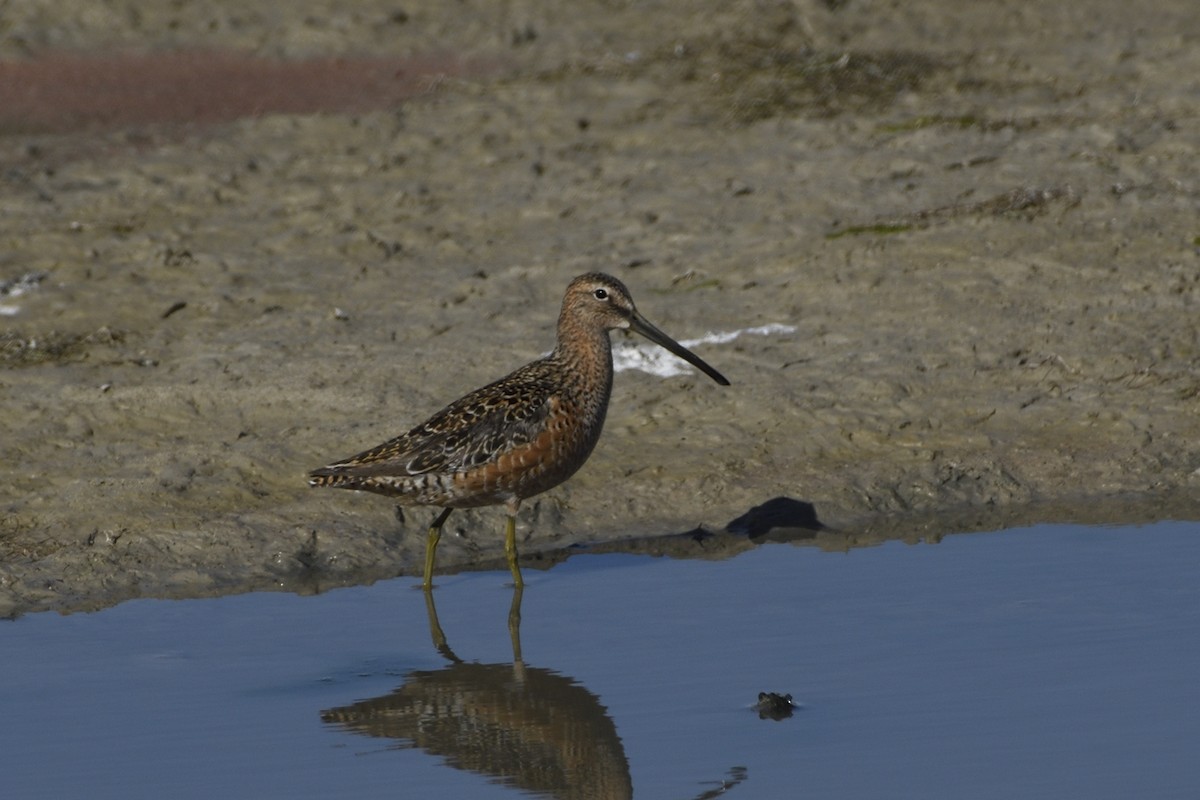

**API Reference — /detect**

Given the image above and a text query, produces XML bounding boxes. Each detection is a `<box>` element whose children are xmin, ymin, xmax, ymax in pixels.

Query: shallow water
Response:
<box><xmin>3</xmin><ymin>521</ymin><xmax>1199</xmax><ymax>799</ymax></box>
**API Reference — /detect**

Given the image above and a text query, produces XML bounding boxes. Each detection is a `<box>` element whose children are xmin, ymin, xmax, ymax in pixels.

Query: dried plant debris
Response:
<box><xmin>687</xmin><ymin>2</ymin><xmax>946</xmax><ymax>122</ymax></box>
<box><xmin>0</xmin><ymin>272</ymin><xmax>47</xmax><ymax>298</ymax></box>
<box><xmin>564</xmin><ymin>4</ymin><xmax>951</xmax><ymax>124</ymax></box>
<box><xmin>715</xmin><ymin>49</ymin><xmax>946</xmax><ymax>123</ymax></box>
<box><xmin>0</xmin><ymin>327</ymin><xmax>125</xmax><ymax>368</ymax></box>
<box><xmin>827</xmin><ymin>185</ymin><xmax>1080</xmax><ymax>238</ymax></box>
<box><xmin>0</xmin><ymin>517</ymin><xmax>64</xmax><ymax>562</ymax></box>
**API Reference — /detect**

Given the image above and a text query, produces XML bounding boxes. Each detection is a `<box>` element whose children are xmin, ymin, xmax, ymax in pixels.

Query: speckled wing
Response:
<box><xmin>310</xmin><ymin>359</ymin><xmax>559</xmax><ymax>482</ymax></box>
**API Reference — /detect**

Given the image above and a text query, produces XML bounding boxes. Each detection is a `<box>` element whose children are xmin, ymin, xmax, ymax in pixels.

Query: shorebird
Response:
<box><xmin>308</xmin><ymin>272</ymin><xmax>729</xmax><ymax>588</ymax></box>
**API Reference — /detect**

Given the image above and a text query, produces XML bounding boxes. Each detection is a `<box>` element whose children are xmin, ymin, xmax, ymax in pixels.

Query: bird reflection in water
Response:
<box><xmin>321</xmin><ymin>587</ymin><xmax>631</xmax><ymax>799</ymax></box>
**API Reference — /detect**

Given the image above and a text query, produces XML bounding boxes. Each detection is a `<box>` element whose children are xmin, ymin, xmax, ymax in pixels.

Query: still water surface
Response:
<box><xmin>2</xmin><ymin>521</ymin><xmax>1198</xmax><ymax>799</ymax></box>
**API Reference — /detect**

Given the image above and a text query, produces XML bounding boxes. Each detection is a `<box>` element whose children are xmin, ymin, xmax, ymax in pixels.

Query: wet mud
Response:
<box><xmin>2</xmin><ymin>0</ymin><xmax>1198</xmax><ymax>616</ymax></box>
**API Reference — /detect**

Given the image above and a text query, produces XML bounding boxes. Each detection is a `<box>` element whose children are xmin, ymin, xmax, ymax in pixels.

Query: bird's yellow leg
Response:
<box><xmin>423</xmin><ymin>508</ymin><xmax>454</xmax><ymax>590</ymax></box>
<box><xmin>508</xmin><ymin>584</ymin><xmax>524</xmax><ymax>664</ymax></box>
<box><xmin>504</xmin><ymin>508</ymin><xmax>524</xmax><ymax>589</ymax></box>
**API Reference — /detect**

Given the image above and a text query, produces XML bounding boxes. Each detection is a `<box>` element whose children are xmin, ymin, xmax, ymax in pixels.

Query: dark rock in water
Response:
<box><xmin>756</xmin><ymin>691</ymin><xmax>796</xmax><ymax>720</ymax></box>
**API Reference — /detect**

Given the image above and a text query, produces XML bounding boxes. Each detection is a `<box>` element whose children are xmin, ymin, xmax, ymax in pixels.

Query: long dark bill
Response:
<box><xmin>629</xmin><ymin>313</ymin><xmax>731</xmax><ymax>386</ymax></box>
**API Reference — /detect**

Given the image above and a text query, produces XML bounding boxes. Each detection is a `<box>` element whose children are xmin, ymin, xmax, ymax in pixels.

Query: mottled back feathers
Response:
<box><xmin>309</xmin><ymin>358</ymin><xmax>562</xmax><ymax>486</ymax></box>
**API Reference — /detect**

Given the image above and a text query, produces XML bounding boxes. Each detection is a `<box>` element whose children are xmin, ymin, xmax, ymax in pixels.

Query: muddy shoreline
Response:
<box><xmin>2</xmin><ymin>0</ymin><xmax>1198</xmax><ymax>617</ymax></box>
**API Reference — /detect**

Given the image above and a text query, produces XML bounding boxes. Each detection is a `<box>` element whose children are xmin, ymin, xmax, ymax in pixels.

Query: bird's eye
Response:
<box><xmin>593</xmin><ymin>288</ymin><xmax>609</xmax><ymax>300</ymax></box>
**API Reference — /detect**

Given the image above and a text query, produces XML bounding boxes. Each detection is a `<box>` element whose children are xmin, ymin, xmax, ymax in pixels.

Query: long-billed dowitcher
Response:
<box><xmin>308</xmin><ymin>272</ymin><xmax>729</xmax><ymax>588</ymax></box>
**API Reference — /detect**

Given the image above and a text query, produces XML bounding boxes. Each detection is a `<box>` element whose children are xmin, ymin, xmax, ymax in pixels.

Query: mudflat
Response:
<box><xmin>2</xmin><ymin>0</ymin><xmax>1198</xmax><ymax>616</ymax></box>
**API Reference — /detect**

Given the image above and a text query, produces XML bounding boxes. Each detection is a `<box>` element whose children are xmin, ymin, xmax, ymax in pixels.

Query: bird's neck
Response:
<box><xmin>553</xmin><ymin>318</ymin><xmax>614</xmax><ymax>399</ymax></box>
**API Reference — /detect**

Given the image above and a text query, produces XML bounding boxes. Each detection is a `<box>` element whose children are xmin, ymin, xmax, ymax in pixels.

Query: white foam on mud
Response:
<box><xmin>614</xmin><ymin>323</ymin><xmax>795</xmax><ymax>377</ymax></box>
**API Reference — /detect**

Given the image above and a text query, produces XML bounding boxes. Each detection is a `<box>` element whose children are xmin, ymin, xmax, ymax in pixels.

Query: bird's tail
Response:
<box><xmin>307</xmin><ymin>465</ymin><xmax>358</xmax><ymax>489</ymax></box>
<box><xmin>307</xmin><ymin>464</ymin><xmax>417</xmax><ymax>497</ymax></box>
